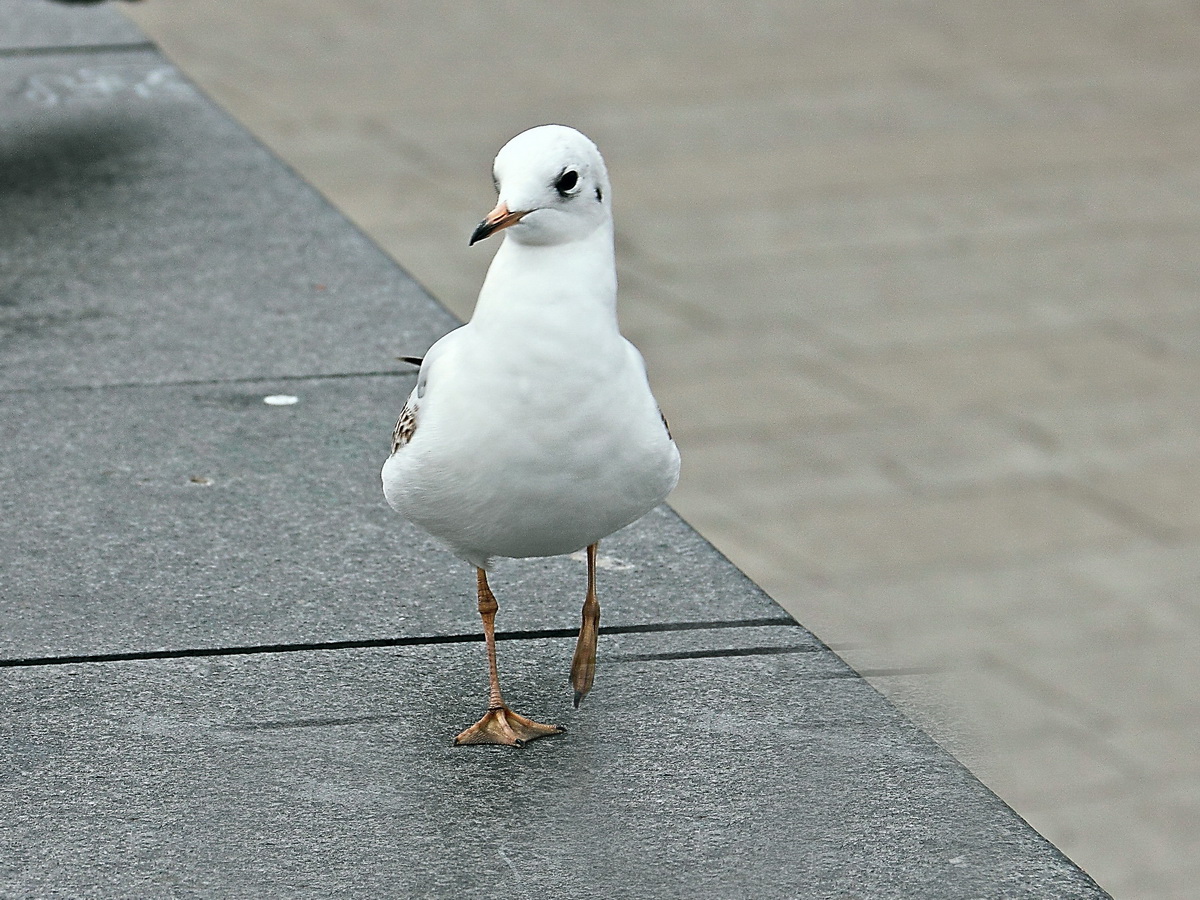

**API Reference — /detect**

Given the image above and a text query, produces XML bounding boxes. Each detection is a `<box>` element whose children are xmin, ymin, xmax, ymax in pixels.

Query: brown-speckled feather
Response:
<box><xmin>391</xmin><ymin>400</ymin><xmax>418</xmax><ymax>454</ymax></box>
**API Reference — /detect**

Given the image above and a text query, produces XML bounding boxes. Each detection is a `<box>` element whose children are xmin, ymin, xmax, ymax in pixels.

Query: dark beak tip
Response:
<box><xmin>468</xmin><ymin>221</ymin><xmax>492</xmax><ymax>246</ymax></box>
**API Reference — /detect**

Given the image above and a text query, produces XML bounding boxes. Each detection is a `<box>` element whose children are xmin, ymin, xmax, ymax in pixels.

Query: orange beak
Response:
<box><xmin>469</xmin><ymin>202</ymin><xmax>530</xmax><ymax>245</ymax></box>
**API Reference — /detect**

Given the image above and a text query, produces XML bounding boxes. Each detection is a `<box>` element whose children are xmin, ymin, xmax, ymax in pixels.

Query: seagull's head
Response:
<box><xmin>470</xmin><ymin>124</ymin><xmax>612</xmax><ymax>247</ymax></box>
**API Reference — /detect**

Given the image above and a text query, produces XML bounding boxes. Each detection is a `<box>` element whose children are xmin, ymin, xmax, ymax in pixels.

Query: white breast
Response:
<box><xmin>381</xmin><ymin>323</ymin><xmax>679</xmax><ymax>568</ymax></box>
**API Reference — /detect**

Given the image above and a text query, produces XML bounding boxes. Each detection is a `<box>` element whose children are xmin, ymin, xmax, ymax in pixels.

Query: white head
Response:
<box><xmin>470</xmin><ymin>124</ymin><xmax>612</xmax><ymax>248</ymax></box>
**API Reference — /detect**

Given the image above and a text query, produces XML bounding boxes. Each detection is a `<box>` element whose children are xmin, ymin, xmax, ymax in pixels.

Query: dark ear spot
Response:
<box><xmin>596</xmin><ymin>186</ymin><xmax>603</xmax><ymax>202</ymax></box>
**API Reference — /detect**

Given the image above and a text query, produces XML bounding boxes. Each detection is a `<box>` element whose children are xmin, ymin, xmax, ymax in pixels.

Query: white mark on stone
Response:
<box><xmin>495</xmin><ymin>847</ymin><xmax>535</xmax><ymax>900</ymax></box>
<box><xmin>21</xmin><ymin>66</ymin><xmax>195</xmax><ymax>106</ymax></box>
<box><xmin>263</xmin><ymin>395</ymin><xmax>299</xmax><ymax>406</ymax></box>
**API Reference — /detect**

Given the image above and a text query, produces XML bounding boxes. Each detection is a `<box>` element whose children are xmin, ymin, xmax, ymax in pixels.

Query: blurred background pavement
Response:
<box><xmin>119</xmin><ymin>3</ymin><xmax>1200</xmax><ymax>897</ymax></box>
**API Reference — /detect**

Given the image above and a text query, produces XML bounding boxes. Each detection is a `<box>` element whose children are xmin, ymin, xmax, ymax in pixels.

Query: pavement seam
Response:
<box><xmin>609</xmin><ymin>644</ymin><xmax>826</xmax><ymax>663</ymax></box>
<box><xmin>0</xmin><ymin>369</ymin><xmax>413</xmax><ymax>397</ymax></box>
<box><xmin>0</xmin><ymin>42</ymin><xmax>155</xmax><ymax>58</ymax></box>
<box><xmin>0</xmin><ymin>616</ymin><xmax>800</xmax><ymax>668</ymax></box>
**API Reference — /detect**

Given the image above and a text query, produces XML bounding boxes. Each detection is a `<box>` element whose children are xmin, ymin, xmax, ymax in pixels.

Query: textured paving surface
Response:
<box><xmin>116</xmin><ymin>2</ymin><xmax>1200</xmax><ymax>897</ymax></box>
<box><xmin>0</xmin><ymin>0</ymin><xmax>146</xmax><ymax>50</ymax></box>
<box><xmin>2</xmin><ymin>637</ymin><xmax>1099</xmax><ymax>899</ymax></box>
<box><xmin>0</xmin><ymin>7</ymin><xmax>1110</xmax><ymax>898</ymax></box>
<box><xmin>0</xmin><ymin>382</ymin><xmax>779</xmax><ymax>657</ymax></box>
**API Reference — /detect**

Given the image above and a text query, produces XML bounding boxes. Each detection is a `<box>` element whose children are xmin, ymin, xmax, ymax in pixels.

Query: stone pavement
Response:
<box><xmin>37</xmin><ymin>0</ymin><xmax>1200</xmax><ymax>896</ymax></box>
<box><xmin>1</xmin><ymin>3</ymin><xmax>1113</xmax><ymax>898</ymax></box>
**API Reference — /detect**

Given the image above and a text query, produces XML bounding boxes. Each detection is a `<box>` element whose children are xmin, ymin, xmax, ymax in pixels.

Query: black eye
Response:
<box><xmin>555</xmin><ymin>170</ymin><xmax>579</xmax><ymax>195</ymax></box>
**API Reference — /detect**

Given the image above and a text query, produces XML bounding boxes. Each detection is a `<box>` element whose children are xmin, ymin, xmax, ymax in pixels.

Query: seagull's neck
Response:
<box><xmin>470</xmin><ymin>224</ymin><xmax>619</xmax><ymax>337</ymax></box>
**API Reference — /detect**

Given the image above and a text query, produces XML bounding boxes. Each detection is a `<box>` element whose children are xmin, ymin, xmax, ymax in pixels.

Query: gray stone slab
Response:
<box><xmin>0</xmin><ymin>378</ymin><xmax>787</xmax><ymax>658</ymax></box>
<box><xmin>0</xmin><ymin>49</ymin><xmax>455</xmax><ymax>390</ymax></box>
<box><xmin>0</xmin><ymin>0</ymin><xmax>146</xmax><ymax>52</ymax></box>
<box><xmin>0</xmin><ymin>9</ymin><xmax>1116</xmax><ymax>895</ymax></box>
<box><xmin>0</xmin><ymin>635</ymin><xmax>1108</xmax><ymax>899</ymax></box>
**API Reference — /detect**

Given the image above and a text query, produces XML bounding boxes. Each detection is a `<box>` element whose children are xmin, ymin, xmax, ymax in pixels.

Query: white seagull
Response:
<box><xmin>382</xmin><ymin>125</ymin><xmax>680</xmax><ymax>747</ymax></box>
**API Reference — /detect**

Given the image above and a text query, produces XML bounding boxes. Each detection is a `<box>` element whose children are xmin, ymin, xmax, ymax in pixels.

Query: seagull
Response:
<box><xmin>382</xmin><ymin>125</ymin><xmax>680</xmax><ymax>747</ymax></box>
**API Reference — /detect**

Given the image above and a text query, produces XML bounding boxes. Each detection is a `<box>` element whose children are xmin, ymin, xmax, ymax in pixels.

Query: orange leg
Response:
<box><xmin>569</xmin><ymin>543</ymin><xmax>601</xmax><ymax>708</ymax></box>
<box><xmin>454</xmin><ymin>568</ymin><xmax>565</xmax><ymax>747</ymax></box>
